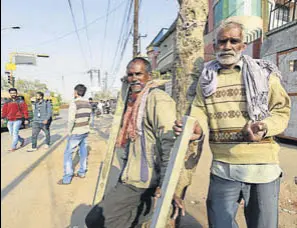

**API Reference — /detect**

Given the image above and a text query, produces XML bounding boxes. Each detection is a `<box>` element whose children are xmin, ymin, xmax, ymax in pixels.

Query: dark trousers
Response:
<box><xmin>207</xmin><ymin>174</ymin><xmax>280</xmax><ymax>228</ymax></box>
<box><xmin>32</xmin><ymin>122</ymin><xmax>50</xmax><ymax>148</ymax></box>
<box><xmin>85</xmin><ymin>182</ymin><xmax>155</xmax><ymax>228</ymax></box>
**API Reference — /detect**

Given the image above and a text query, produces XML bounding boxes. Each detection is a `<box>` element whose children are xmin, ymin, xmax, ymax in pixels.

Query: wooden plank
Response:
<box><xmin>92</xmin><ymin>83</ymin><xmax>129</xmax><ymax>204</ymax></box>
<box><xmin>151</xmin><ymin>116</ymin><xmax>196</xmax><ymax>228</ymax></box>
<box><xmin>276</xmin><ymin>134</ymin><xmax>297</xmax><ymax>142</ymax></box>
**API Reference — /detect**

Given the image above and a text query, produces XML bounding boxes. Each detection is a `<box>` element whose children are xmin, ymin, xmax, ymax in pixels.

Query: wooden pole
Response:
<box><xmin>150</xmin><ymin>116</ymin><xmax>196</xmax><ymax>228</ymax></box>
<box><xmin>92</xmin><ymin>83</ymin><xmax>129</xmax><ymax>204</ymax></box>
<box><xmin>133</xmin><ymin>0</ymin><xmax>139</xmax><ymax>58</ymax></box>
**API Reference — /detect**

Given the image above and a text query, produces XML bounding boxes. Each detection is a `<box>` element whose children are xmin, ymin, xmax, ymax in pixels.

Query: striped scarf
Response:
<box><xmin>116</xmin><ymin>81</ymin><xmax>158</xmax><ymax>148</ymax></box>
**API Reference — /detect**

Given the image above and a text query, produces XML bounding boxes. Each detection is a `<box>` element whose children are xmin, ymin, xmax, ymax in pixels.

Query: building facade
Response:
<box><xmin>261</xmin><ymin>0</ymin><xmax>297</xmax><ymax>140</ymax></box>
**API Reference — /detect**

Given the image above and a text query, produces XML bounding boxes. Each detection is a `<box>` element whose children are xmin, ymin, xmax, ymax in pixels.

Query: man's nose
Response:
<box><xmin>131</xmin><ymin>74</ymin><xmax>138</xmax><ymax>81</ymax></box>
<box><xmin>223</xmin><ymin>40</ymin><xmax>232</xmax><ymax>50</ymax></box>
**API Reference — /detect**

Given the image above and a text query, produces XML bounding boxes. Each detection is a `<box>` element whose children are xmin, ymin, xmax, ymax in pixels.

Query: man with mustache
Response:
<box><xmin>85</xmin><ymin>57</ymin><xmax>180</xmax><ymax>227</ymax></box>
<box><xmin>1</xmin><ymin>88</ymin><xmax>29</xmax><ymax>152</ymax></box>
<box><xmin>174</xmin><ymin>21</ymin><xmax>290</xmax><ymax>228</ymax></box>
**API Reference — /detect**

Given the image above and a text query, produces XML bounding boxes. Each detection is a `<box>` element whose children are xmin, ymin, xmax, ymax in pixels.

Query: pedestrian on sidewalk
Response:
<box><xmin>88</xmin><ymin>97</ymin><xmax>97</xmax><ymax>128</ymax></box>
<box><xmin>58</xmin><ymin>84</ymin><xmax>92</xmax><ymax>185</ymax></box>
<box><xmin>174</xmin><ymin>21</ymin><xmax>291</xmax><ymax>228</ymax></box>
<box><xmin>1</xmin><ymin>88</ymin><xmax>29</xmax><ymax>152</ymax></box>
<box><xmin>97</xmin><ymin>100</ymin><xmax>104</xmax><ymax>116</ymax></box>
<box><xmin>85</xmin><ymin>57</ymin><xmax>184</xmax><ymax>228</ymax></box>
<box><xmin>27</xmin><ymin>91</ymin><xmax>52</xmax><ymax>152</ymax></box>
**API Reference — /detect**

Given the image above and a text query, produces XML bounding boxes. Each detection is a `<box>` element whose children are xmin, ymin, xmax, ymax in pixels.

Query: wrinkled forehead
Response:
<box><xmin>217</xmin><ymin>27</ymin><xmax>243</xmax><ymax>39</ymax></box>
<box><xmin>127</xmin><ymin>61</ymin><xmax>145</xmax><ymax>72</ymax></box>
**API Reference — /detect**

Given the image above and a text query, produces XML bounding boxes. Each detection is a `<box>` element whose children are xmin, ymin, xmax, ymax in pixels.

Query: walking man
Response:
<box><xmin>27</xmin><ymin>92</ymin><xmax>52</xmax><ymax>152</ymax></box>
<box><xmin>1</xmin><ymin>88</ymin><xmax>28</xmax><ymax>152</ymax></box>
<box><xmin>58</xmin><ymin>84</ymin><xmax>92</xmax><ymax>185</ymax></box>
<box><xmin>85</xmin><ymin>57</ymin><xmax>183</xmax><ymax>228</ymax></box>
<box><xmin>88</xmin><ymin>97</ymin><xmax>97</xmax><ymax>128</ymax></box>
<box><xmin>174</xmin><ymin>21</ymin><xmax>291</xmax><ymax>228</ymax></box>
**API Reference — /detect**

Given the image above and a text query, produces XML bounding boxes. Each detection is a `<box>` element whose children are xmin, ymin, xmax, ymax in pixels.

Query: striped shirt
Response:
<box><xmin>68</xmin><ymin>97</ymin><xmax>92</xmax><ymax>135</ymax></box>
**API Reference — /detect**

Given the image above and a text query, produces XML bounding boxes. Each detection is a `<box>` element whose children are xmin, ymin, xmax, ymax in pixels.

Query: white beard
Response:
<box><xmin>216</xmin><ymin>51</ymin><xmax>242</xmax><ymax>66</ymax></box>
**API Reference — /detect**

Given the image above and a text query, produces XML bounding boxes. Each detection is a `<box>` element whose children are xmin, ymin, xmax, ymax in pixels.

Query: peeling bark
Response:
<box><xmin>173</xmin><ymin>0</ymin><xmax>208</xmax><ymax>118</ymax></box>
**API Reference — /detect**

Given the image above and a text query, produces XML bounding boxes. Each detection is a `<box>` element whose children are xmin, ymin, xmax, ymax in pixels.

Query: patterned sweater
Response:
<box><xmin>191</xmin><ymin>68</ymin><xmax>291</xmax><ymax>164</ymax></box>
<box><xmin>68</xmin><ymin>97</ymin><xmax>92</xmax><ymax>135</ymax></box>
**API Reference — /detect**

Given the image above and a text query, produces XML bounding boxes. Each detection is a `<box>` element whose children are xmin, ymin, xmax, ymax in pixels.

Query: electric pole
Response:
<box><xmin>133</xmin><ymin>0</ymin><xmax>139</xmax><ymax>58</ymax></box>
<box><xmin>138</xmin><ymin>34</ymin><xmax>147</xmax><ymax>56</ymax></box>
<box><xmin>62</xmin><ymin>75</ymin><xmax>65</xmax><ymax>94</ymax></box>
<box><xmin>103</xmin><ymin>72</ymin><xmax>108</xmax><ymax>92</ymax></box>
<box><xmin>87</xmin><ymin>69</ymin><xmax>100</xmax><ymax>86</ymax></box>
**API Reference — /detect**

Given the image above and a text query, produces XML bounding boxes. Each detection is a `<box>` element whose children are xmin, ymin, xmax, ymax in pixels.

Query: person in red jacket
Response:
<box><xmin>1</xmin><ymin>88</ymin><xmax>29</xmax><ymax>151</ymax></box>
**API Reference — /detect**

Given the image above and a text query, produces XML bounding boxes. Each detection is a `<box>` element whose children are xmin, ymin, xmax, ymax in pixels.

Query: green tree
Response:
<box><xmin>15</xmin><ymin>78</ymin><xmax>48</xmax><ymax>94</ymax></box>
<box><xmin>1</xmin><ymin>76</ymin><xmax>10</xmax><ymax>91</ymax></box>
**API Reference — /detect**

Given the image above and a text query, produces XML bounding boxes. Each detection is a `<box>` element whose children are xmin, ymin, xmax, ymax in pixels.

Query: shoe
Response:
<box><xmin>74</xmin><ymin>173</ymin><xmax>86</xmax><ymax>178</ymax></box>
<box><xmin>27</xmin><ymin>148</ymin><xmax>37</xmax><ymax>152</ymax></box>
<box><xmin>57</xmin><ymin>179</ymin><xmax>71</xmax><ymax>185</ymax></box>
<box><xmin>8</xmin><ymin>148</ymin><xmax>17</xmax><ymax>152</ymax></box>
<box><xmin>19</xmin><ymin>139</ymin><xmax>25</xmax><ymax>148</ymax></box>
<box><xmin>44</xmin><ymin>144</ymin><xmax>50</xmax><ymax>149</ymax></box>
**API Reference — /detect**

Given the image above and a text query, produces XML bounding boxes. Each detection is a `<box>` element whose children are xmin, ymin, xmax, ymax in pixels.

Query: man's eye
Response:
<box><xmin>218</xmin><ymin>40</ymin><xmax>227</xmax><ymax>45</ymax></box>
<box><xmin>230</xmin><ymin>39</ymin><xmax>241</xmax><ymax>44</ymax></box>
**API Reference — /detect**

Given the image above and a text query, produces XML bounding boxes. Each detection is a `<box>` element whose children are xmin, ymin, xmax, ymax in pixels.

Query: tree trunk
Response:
<box><xmin>173</xmin><ymin>0</ymin><xmax>209</xmax><ymax>118</ymax></box>
<box><xmin>172</xmin><ymin>1</ymin><xmax>209</xmax><ymax>225</ymax></box>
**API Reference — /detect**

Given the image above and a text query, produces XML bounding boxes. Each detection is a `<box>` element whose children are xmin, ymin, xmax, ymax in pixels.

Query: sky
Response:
<box><xmin>1</xmin><ymin>0</ymin><xmax>179</xmax><ymax>101</ymax></box>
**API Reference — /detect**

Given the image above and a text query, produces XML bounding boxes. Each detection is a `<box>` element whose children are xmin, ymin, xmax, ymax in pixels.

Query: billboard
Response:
<box><xmin>15</xmin><ymin>55</ymin><xmax>36</xmax><ymax>65</ymax></box>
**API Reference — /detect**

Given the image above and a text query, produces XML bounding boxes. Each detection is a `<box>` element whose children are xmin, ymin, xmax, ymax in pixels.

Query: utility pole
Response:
<box><xmin>103</xmin><ymin>72</ymin><xmax>108</xmax><ymax>92</ymax></box>
<box><xmin>133</xmin><ymin>0</ymin><xmax>139</xmax><ymax>58</ymax></box>
<box><xmin>87</xmin><ymin>69</ymin><xmax>100</xmax><ymax>86</ymax></box>
<box><xmin>97</xmin><ymin>69</ymin><xmax>101</xmax><ymax>87</ymax></box>
<box><xmin>138</xmin><ymin>33</ymin><xmax>147</xmax><ymax>56</ymax></box>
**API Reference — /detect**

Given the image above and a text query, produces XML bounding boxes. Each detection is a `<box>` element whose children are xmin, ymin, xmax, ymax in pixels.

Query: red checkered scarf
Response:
<box><xmin>116</xmin><ymin>81</ymin><xmax>158</xmax><ymax>148</ymax></box>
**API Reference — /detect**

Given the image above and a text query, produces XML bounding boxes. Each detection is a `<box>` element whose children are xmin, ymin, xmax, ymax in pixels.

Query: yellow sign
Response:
<box><xmin>5</xmin><ymin>63</ymin><xmax>16</xmax><ymax>71</ymax></box>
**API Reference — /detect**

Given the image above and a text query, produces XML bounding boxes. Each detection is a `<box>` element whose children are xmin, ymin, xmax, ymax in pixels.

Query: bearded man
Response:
<box><xmin>174</xmin><ymin>21</ymin><xmax>290</xmax><ymax>228</ymax></box>
<box><xmin>85</xmin><ymin>57</ymin><xmax>182</xmax><ymax>228</ymax></box>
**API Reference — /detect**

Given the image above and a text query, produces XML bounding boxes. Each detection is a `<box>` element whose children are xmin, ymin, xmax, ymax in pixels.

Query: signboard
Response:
<box><xmin>15</xmin><ymin>55</ymin><xmax>36</xmax><ymax>65</ymax></box>
<box><xmin>5</xmin><ymin>63</ymin><xmax>16</xmax><ymax>71</ymax></box>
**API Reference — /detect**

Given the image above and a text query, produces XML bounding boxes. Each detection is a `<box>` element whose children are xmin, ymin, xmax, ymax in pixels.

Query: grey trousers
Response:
<box><xmin>85</xmin><ymin>182</ymin><xmax>155</xmax><ymax>228</ymax></box>
<box><xmin>207</xmin><ymin>174</ymin><xmax>280</xmax><ymax>228</ymax></box>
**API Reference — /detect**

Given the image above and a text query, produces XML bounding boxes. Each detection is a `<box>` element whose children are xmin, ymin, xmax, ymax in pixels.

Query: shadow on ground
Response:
<box><xmin>67</xmin><ymin>203</ymin><xmax>92</xmax><ymax>228</ymax></box>
<box><xmin>178</xmin><ymin>212</ymin><xmax>203</xmax><ymax>228</ymax></box>
<box><xmin>1</xmin><ymin>134</ymin><xmax>66</xmax><ymax>201</ymax></box>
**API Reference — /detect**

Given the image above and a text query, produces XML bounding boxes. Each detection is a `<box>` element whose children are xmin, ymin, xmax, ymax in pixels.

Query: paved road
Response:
<box><xmin>1</xmin><ymin>109</ymin><xmax>68</xmax><ymax>157</ymax></box>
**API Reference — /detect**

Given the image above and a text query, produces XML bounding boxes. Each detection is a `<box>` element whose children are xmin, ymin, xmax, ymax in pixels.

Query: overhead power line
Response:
<box><xmin>100</xmin><ymin>0</ymin><xmax>111</xmax><ymax>71</ymax></box>
<box><xmin>109</xmin><ymin>0</ymin><xmax>133</xmax><ymax>75</ymax></box>
<box><xmin>109</xmin><ymin>24</ymin><xmax>133</xmax><ymax>89</ymax></box>
<box><xmin>80</xmin><ymin>0</ymin><xmax>93</xmax><ymax>65</ymax></box>
<box><xmin>108</xmin><ymin>0</ymin><xmax>142</xmax><ymax>89</ymax></box>
<box><xmin>67</xmin><ymin>0</ymin><xmax>89</xmax><ymax>68</ymax></box>
<box><xmin>23</xmin><ymin>0</ymin><xmax>127</xmax><ymax>48</ymax></box>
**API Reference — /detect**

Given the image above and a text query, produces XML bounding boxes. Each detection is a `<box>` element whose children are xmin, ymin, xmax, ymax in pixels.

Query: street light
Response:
<box><xmin>1</xmin><ymin>26</ymin><xmax>21</xmax><ymax>31</ymax></box>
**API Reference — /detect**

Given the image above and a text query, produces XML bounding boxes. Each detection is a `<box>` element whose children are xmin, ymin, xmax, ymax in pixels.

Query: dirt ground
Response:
<box><xmin>1</xmin><ymin>116</ymin><xmax>110</xmax><ymax>228</ymax></box>
<box><xmin>1</xmin><ymin>114</ymin><xmax>296</xmax><ymax>228</ymax></box>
